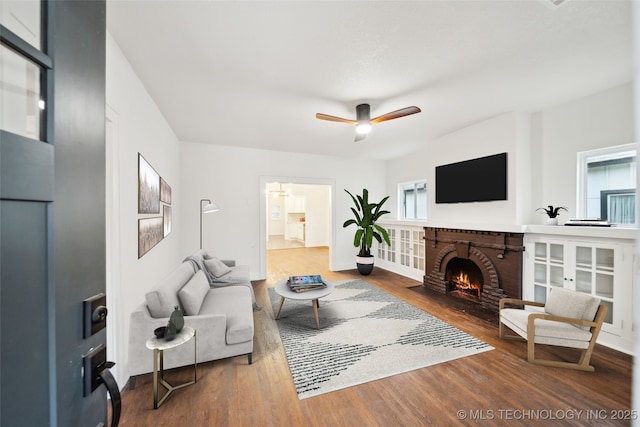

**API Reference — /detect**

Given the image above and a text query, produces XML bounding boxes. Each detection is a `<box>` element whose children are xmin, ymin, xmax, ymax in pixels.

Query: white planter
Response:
<box><xmin>546</xmin><ymin>217</ymin><xmax>558</xmax><ymax>225</ymax></box>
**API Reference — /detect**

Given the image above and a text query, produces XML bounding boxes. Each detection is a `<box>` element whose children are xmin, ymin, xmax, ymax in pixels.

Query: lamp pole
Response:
<box><xmin>200</xmin><ymin>199</ymin><xmax>210</xmax><ymax>250</ymax></box>
<box><xmin>200</xmin><ymin>198</ymin><xmax>220</xmax><ymax>249</ymax></box>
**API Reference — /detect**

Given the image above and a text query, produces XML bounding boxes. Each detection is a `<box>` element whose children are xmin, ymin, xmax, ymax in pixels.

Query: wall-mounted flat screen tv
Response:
<box><xmin>435</xmin><ymin>152</ymin><xmax>507</xmax><ymax>204</ymax></box>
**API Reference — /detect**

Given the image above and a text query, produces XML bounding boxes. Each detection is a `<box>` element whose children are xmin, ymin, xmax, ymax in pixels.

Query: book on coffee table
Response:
<box><xmin>287</xmin><ymin>275</ymin><xmax>327</xmax><ymax>292</ymax></box>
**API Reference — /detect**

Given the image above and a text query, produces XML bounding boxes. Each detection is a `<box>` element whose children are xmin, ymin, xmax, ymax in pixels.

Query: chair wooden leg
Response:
<box><xmin>527</xmin><ymin>341</ymin><xmax>596</xmax><ymax>372</ymax></box>
<box><xmin>498</xmin><ymin>320</ymin><xmax>526</xmax><ymax>342</ymax></box>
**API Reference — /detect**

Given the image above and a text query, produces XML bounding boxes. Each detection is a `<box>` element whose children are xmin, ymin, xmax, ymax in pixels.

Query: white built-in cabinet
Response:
<box><xmin>523</xmin><ymin>230</ymin><xmax>634</xmax><ymax>353</ymax></box>
<box><xmin>376</xmin><ymin>223</ymin><xmax>425</xmax><ymax>282</ymax></box>
<box><xmin>287</xmin><ymin>196</ymin><xmax>306</xmax><ymax>213</ymax></box>
<box><xmin>284</xmin><ymin>196</ymin><xmax>306</xmax><ymax>242</ymax></box>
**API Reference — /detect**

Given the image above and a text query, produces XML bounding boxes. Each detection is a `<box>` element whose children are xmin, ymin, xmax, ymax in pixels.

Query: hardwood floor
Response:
<box><xmin>116</xmin><ymin>247</ymin><xmax>632</xmax><ymax>426</ymax></box>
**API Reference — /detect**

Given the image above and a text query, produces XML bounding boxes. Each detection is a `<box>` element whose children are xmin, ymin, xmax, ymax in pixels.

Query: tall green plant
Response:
<box><xmin>343</xmin><ymin>188</ymin><xmax>391</xmax><ymax>257</ymax></box>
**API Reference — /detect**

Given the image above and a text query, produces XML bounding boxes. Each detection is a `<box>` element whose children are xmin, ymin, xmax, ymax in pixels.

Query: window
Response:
<box><xmin>399</xmin><ymin>180</ymin><xmax>427</xmax><ymax>220</ymax></box>
<box><xmin>1</xmin><ymin>1</ymin><xmax>50</xmax><ymax>142</ymax></box>
<box><xmin>577</xmin><ymin>144</ymin><xmax>636</xmax><ymax>225</ymax></box>
<box><xmin>1</xmin><ymin>45</ymin><xmax>44</xmax><ymax>140</ymax></box>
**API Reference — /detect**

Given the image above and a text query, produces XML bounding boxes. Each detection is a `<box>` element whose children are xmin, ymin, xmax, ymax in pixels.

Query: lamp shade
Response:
<box><xmin>202</xmin><ymin>203</ymin><xmax>220</xmax><ymax>214</ymax></box>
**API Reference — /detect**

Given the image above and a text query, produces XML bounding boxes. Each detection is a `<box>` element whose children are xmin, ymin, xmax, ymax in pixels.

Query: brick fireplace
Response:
<box><xmin>423</xmin><ymin>227</ymin><xmax>524</xmax><ymax>313</ymax></box>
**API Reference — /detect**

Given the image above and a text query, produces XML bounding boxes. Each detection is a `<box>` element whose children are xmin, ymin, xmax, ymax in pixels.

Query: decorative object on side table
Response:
<box><xmin>169</xmin><ymin>305</ymin><xmax>184</xmax><ymax>332</ymax></box>
<box><xmin>343</xmin><ymin>188</ymin><xmax>391</xmax><ymax>275</ymax></box>
<box><xmin>536</xmin><ymin>205</ymin><xmax>568</xmax><ymax>225</ymax></box>
<box><xmin>164</xmin><ymin>306</ymin><xmax>184</xmax><ymax>341</ymax></box>
<box><xmin>153</xmin><ymin>306</ymin><xmax>184</xmax><ymax>341</ymax></box>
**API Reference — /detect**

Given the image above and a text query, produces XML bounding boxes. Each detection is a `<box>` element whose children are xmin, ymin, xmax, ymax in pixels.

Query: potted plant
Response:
<box><xmin>536</xmin><ymin>205</ymin><xmax>568</xmax><ymax>225</ymax></box>
<box><xmin>343</xmin><ymin>188</ymin><xmax>391</xmax><ymax>275</ymax></box>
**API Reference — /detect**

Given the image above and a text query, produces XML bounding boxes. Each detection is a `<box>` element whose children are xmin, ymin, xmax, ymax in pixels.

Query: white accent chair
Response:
<box><xmin>499</xmin><ymin>287</ymin><xmax>607</xmax><ymax>372</ymax></box>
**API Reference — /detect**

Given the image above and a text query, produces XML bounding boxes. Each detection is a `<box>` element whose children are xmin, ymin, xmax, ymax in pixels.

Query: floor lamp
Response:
<box><xmin>200</xmin><ymin>199</ymin><xmax>220</xmax><ymax>249</ymax></box>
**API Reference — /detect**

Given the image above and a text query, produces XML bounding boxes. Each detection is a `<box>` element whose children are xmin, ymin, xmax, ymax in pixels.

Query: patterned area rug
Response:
<box><xmin>269</xmin><ymin>279</ymin><xmax>494</xmax><ymax>400</ymax></box>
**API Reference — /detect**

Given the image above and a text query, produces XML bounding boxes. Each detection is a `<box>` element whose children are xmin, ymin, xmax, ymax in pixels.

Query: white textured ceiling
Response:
<box><xmin>107</xmin><ymin>0</ymin><xmax>633</xmax><ymax>160</ymax></box>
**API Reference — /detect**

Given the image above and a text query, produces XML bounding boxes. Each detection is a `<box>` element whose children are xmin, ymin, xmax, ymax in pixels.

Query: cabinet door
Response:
<box><xmin>377</xmin><ymin>227</ymin><xmax>396</xmax><ymax>262</ymax></box>
<box><xmin>412</xmin><ymin>228</ymin><xmax>425</xmax><ymax>271</ymax></box>
<box><xmin>531</xmin><ymin>241</ymin><xmax>565</xmax><ymax>304</ymax></box>
<box><xmin>571</xmin><ymin>244</ymin><xmax>615</xmax><ymax>326</ymax></box>
<box><xmin>400</xmin><ymin>229</ymin><xmax>411</xmax><ymax>267</ymax></box>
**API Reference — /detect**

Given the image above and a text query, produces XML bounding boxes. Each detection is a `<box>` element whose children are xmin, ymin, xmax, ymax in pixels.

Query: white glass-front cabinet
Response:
<box><xmin>524</xmin><ymin>234</ymin><xmax>633</xmax><ymax>351</ymax></box>
<box><xmin>376</xmin><ymin>223</ymin><xmax>424</xmax><ymax>282</ymax></box>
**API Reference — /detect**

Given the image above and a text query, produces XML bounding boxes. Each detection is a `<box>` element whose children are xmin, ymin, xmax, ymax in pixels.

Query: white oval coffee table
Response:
<box><xmin>274</xmin><ymin>279</ymin><xmax>334</xmax><ymax>329</ymax></box>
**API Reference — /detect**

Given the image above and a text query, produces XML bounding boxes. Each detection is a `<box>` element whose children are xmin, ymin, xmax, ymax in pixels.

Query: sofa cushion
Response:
<box><xmin>544</xmin><ymin>287</ymin><xmax>600</xmax><ymax>330</ymax></box>
<box><xmin>200</xmin><ymin>286</ymin><xmax>254</xmax><ymax>344</ymax></box>
<box><xmin>178</xmin><ymin>270</ymin><xmax>210</xmax><ymax>315</ymax></box>
<box><xmin>204</xmin><ymin>257</ymin><xmax>233</xmax><ymax>278</ymax></box>
<box><xmin>145</xmin><ymin>262</ymin><xmax>195</xmax><ymax>318</ymax></box>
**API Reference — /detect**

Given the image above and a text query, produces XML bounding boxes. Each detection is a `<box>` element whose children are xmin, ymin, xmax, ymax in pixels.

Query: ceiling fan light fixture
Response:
<box><xmin>355</xmin><ymin>122</ymin><xmax>372</xmax><ymax>135</ymax></box>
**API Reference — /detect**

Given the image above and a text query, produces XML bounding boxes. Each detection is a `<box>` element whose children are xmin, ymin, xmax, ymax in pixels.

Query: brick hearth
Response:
<box><xmin>423</xmin><ymin>227</ymin><xmax>525</xmax><ymax>313</ymax></box>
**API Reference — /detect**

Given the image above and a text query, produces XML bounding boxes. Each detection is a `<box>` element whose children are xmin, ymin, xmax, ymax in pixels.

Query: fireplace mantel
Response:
<box><xmin>380</xmin><ymin>220</ymin><xmax>636</xmax><ymax>240</ymax></box>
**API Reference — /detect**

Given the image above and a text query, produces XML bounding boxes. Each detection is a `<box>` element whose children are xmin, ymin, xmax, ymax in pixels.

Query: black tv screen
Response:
<box><xmin>435</xmin><ymin>153</ymin><xmax>507</xmax><ymax>204</ymax></box>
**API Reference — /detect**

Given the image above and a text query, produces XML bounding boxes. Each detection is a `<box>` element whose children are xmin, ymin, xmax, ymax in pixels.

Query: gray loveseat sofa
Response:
<box><xmin>128</xmin><ymin>250</ymin><xmax>256</xmax><ymax>388</ymax></box>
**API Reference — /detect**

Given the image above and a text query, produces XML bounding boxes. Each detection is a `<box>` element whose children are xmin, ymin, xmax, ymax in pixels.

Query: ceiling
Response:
<box><xmin>107</xmin><ymin>0</ymin><xmax>634</xmax><ymax>160</ymax></box>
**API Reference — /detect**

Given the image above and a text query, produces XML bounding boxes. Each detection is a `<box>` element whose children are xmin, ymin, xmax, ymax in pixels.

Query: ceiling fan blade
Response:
<box><xmin>316</xmin><ymin>113</ymin><xmax>357</xmax><ymax>125</ymax></box>
<box><xmin>370</xmin><ymin>106</ymin><xmax>421</xmax><ymax>124</ymax></box>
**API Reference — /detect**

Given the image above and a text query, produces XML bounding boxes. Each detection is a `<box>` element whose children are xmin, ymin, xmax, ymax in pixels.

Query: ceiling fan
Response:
<box><xmin>316</xmin><ymin>103</ymin><xmax>421</xmax><ymax>142</ymax></box>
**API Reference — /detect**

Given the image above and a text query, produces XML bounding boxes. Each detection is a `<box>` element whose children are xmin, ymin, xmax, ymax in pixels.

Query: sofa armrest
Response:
<box><xmin>128</xmin><ymin>304</ymin><xmax>229</xmax><ymax>376</ymax></box>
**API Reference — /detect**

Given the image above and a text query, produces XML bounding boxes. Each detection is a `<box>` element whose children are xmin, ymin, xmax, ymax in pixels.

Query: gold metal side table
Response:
<box><xmin>145</xmin><ymin>326</ymin><xmax>197</xmax><ymax>408</ymax></box>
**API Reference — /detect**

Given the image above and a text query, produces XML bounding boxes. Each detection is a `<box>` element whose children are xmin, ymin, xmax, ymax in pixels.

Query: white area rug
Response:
<box><xmin>269</xmin><ymin>279</ymin><xmax>494</xmax><ymax>400</ymax></box>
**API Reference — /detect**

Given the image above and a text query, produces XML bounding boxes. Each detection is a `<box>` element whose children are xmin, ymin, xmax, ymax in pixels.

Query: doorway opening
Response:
<box><xmin>259</xmin><ymin>177</ymin><xmax>334</xmax><ymax>279</ymax></box>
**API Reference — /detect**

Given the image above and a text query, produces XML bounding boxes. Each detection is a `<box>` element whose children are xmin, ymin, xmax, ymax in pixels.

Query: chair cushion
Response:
<box><xmin>501</xmin><ymin>308</ymin><xmax>593</xmax><ymax>349</ymax></box>
<box><xmin>145</xmin><ymin>262</ymin><xmax>195</xmax><ymax>318</ymax></box>
<box><xmin>544</xmin><ymin>287</ymin><xmax>600</xmax><ymax>330</ymax></box>
<box><xmin>178</xmin><ymin>270</ymin><xmax>210</xmax><ymax>315</ymax></box>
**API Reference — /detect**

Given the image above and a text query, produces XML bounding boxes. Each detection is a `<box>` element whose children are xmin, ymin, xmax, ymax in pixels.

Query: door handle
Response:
<box><xmin>84</xmin><ymin>344</ymin><xmax>121</xmax><ymax>427</ymax></box>
<box><xmin>97</xmin><ymin>361</ymin><xmax>121</xmax><ymax>427</ymax></box>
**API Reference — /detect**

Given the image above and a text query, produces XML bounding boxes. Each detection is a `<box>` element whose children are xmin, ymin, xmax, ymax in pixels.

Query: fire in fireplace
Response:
<box><xmin>445</xmin><ymin>258</ymin><xmax>483</xmax><ymax>301</ymax></box>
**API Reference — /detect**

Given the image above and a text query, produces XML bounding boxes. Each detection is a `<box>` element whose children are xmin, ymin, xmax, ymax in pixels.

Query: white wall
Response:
<box><xmin>386</xmin><ymin>84</ymin><xmax>633</xmax><ymax>228</ymax></box>
<box><xmin>179</xmin><ymin>143</ymin><xmax>386</xmax><ymax>277</ymax></box>
<box><xmin>106</xmin><ymin>33</ymin><xmax>183</xmax><ymax>387</ymax></box>
<box><xmin>387</xmin><ymin>112</ymin><xmax>531</xmax><ymax>226</ymax></box>
<box><xmin>532</xmin><ymin>83</ymin><xmax>634</xmax><ymax>222</ymax></box>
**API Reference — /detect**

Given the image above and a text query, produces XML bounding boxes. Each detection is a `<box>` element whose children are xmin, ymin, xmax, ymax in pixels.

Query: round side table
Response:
<box><xmin>145</xmin><ymin>326</ymin><xmax>197</xmax><ymax>408</ymax></box>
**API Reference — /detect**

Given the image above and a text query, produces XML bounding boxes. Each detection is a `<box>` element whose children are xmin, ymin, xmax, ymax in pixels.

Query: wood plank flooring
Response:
<box><xmin>116</xmin><ymin>247</ymin><xmax>632</xmax><ymax>426</ymax></box>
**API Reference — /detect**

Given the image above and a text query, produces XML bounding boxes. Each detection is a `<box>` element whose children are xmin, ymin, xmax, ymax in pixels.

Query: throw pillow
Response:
<box><xmin>204</xmin><ymin>257</ymin><xmax>232</xmax><ymax>278</ymax></box>
<box><xmin>178</xmin><ymin>270</ymin><xmax>210</xmax><ymax>315</ymax></box>
<box><xmin>202</xmin><ymin>249</ymin><xmax>217</xmax><ymax>260</ymax></box>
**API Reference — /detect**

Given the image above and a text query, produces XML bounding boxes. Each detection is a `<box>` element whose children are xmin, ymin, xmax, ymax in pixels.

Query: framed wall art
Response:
<box><xmin>138</xmin><ymin>217</ymin><xmax>164</xmax><ymax>258</ymax></box>
<box><xmin>138</xmin><ymin>153</ymin><xmax>160</xmax><ymax>213</ymax></box>
<box><xmin>160</xmin><ymin>177</ymin><xmax>172</xmax><ymax>204</ymax></box>
<box><xmin>163</xmin><ymin>205</ymin><xmax>172</xmax><ymax>237</ymax></box>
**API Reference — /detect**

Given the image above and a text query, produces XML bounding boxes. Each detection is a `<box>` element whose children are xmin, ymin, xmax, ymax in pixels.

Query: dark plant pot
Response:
<box><xmin>356</xmin><ymin>255</ymin><xmax>374</xmax><ymax>276</ymax></box>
